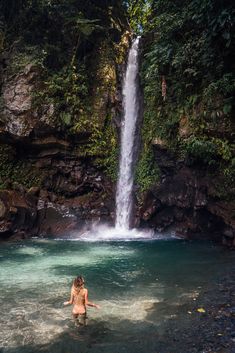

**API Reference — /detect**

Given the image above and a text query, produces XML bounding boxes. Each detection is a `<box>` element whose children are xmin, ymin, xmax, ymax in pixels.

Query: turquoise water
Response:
<box><xmin>0</xmin><ymin>237</ymin><xmax>234</xmax><ymax>353</ymax></box>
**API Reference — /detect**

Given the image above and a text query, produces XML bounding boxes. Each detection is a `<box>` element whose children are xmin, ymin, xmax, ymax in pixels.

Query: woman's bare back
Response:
<box><xmin>72</xmin><ymin>287</ymin><xmax>87</xmax><ymax>315</ymax></box>
<box><xmin>63</xmin><ymin>276</ymin><xmax>100</xmax><ymax>320</ymax></box>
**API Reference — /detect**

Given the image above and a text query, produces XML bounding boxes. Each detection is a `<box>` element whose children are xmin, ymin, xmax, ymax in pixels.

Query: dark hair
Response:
<box><xmin>73</xmin><ymin>275</ymin><xmax>85</xmax><ymax>288</ymax></box>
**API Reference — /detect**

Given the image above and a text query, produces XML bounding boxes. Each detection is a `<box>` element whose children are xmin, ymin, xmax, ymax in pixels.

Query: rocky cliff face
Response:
<box><xmin>0</xmin><ymin>35</ymin><xmax>130</xmax><ymax>240</ymax></box>
<box><xmin>136</xmin><ymin>13</ymin><xmax>235</xmax><ymax>247</ymax></box>
<box><xmin>138</xmin><ymin>141</ymin><xmax>235</xmax><ymax>246</ymax></box>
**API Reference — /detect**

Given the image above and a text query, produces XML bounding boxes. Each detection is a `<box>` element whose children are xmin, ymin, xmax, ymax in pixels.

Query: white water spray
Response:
<box><xmin>115</xmin><ymin>37</ymin><xmax>140</xmax><ymax>230</ymax></box>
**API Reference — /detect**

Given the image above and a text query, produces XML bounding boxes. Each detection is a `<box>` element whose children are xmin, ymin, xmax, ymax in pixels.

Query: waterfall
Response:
<box><xmin>115</xmin><ymin>37</ymin><xmax>140</xmax><ymax>230</ymax></box>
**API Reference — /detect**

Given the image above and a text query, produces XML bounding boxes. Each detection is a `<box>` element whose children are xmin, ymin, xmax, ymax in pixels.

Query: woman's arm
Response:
<box><xmin>63</xmin><ymin>286</ymin><xmax>74</xmax><ymax>306</ymax></box>
<box><xmin>84</xmin><ymin>289</ymin><xmax>100</xmax><ymax>309</ymax></box>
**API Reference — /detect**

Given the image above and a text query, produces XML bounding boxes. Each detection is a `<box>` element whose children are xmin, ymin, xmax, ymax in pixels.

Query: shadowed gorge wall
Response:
<box><xmin>135</xmin><ymin>0</ymin><xmax>235</xmax><ymax>245</ymax></box>
<box><xmin>0</xmin><ymin>0</ymin><xmax>131</xmax><ymax>239</ymax></box>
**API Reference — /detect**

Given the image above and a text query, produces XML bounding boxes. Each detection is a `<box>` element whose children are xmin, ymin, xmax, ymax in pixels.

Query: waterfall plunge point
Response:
<box><xmin>55</xmin><ymin>37</ymin><xmax>176</xmax><ymax>241</ymax></box>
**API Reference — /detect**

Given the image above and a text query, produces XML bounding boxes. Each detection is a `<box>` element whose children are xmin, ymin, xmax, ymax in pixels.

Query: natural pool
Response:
<box><xmin>0</xmin><ymin>235</ymin><xmax>234</xmax><ymax>353</ymax></box>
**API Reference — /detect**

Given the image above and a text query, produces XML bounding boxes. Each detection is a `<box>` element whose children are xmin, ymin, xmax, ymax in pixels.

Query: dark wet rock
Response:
<box><xmin>0</xmin><ymin>63</ymin><xmax>61</xmax><ymax>142</ymax></box>
<box><xmin>0</xmin><ymin>170</ymin><xmax>114</xmax><ymax>239</ymax></box>
<box><xmin>152</xmin><ymin>138</ymin><xmax>176</xmax><ymax>174</ymax></box>
<box><xmin>0</xmin><ymin>60</ymin><xmax>115</xmax><ymax>239</ymax></box>
<box><xmin>139</xmin><ymin>142</ymin><xmax>235</xmax><ymax>246</ymax></box>
<box><xmin>8</xmin><ymin>231</ymin><xmax>27</xmax><ymax>241</ymax></box>
<box><xmin>150</xmin><ymin>272</ymin><xmax>235</xmax><ymax>353</ymax></box>
<box><xmin>27</xmin><ymin>186</ymin><xmax>40</xmax><ymax>197</ymax></box>
<box><xmin>2</xmin><ymin>64</ymin><xmax>41</xmax><ymax>136</ymax></box>
<box><xmin>0</xmin><ymin>190</ymin><xmax>37</xmax><ymax>240</ymax></box>
<box><xmin>0</xmin><ymin>199</ymin><xmax>7</xmax><ymax>218</ymax></box>
<box><xmin>36</xmin><ymin>205</ymin><xmax>78</xmax><ymax>236</ymax></box>
<box><xmin>0</xmin><ymin>24</ymin><xmax>129</xmax><ymax>241</ymax></box>
<box><xmin>12</xmin><ymin>182</ymin><xmax>26</xmax><ymax>194</ymax></box>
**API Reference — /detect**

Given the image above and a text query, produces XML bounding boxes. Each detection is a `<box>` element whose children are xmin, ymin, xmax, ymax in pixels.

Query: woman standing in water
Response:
<box><xmin>64</xmin><ymin>275</ymin><xmax>100</xmax><ymax>326</ymax></box>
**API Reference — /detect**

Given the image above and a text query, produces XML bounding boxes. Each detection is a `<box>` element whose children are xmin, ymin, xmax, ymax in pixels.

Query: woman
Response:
<box><xmin>64</xmin><ymin>275</ymin><xmax>100</xmax><ymax>326</ymax></box>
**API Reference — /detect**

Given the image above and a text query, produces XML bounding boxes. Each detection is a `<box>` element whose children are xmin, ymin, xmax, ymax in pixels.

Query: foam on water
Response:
<box><xmin>17</xmin><ymin>246</ymin><xmax>45</xmax><ymax>256</ymax></box>
<box><xmin>60</xmin><ymin>224</ymin><xmax>177</xmax><ymax>242</ymax></box>
<box><xmin>89</xmin><ymin>297</ymin><xmax>161</xmax><ymax>322</ymax></box>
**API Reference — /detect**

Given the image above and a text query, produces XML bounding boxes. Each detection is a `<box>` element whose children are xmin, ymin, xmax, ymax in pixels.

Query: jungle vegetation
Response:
<box><xmin>0</xmin><ymin>0</ymin><xmax>234</xmax><ymax>195</ymax></box>
<box><xmin>131</xmin><ymin>0</ymin><xmax>235</xmax><ymax>195</ymax></box>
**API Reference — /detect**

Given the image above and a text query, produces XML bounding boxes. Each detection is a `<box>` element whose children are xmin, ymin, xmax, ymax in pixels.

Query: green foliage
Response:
<box><xmin>210</xmin><ymin>159</ymin><xmax>235</xmax><ymax>201</ymax></box>
<box><xmin>66</xmin><ymin>15</ymin><xmax>103</xmax><ymax>65</ymax></box>
<box><xmin>1</xmin><ymin>0</ymin><xmax>127</xmax><ymax>70</ymax></box>
<box><xmin>142</xmin><ymin>0</ymin><xmax>234</xmax><ymax>108</ymax></box>
<box><xmin>68</xmin><ymin>16</ymin><xmax>103</xmax><ymax>37</ymax></box>
<box><xmin>128</xmin><ymin>0</ymin><xmax>235</xmax><ymax>201</ymax></box>
<box><xmin>126</xmin><ymin>0</ymin><xmax>152</xmax><ymax>33</ymax></box>
<box><xmin>132</xmin><ymin>94</ymin><xmax>161</xmax><ymax>193</ymax></box>
<box><xmin>7</xmin><ymin>45</ymin><xmax>46</xmax><ymax>76</ymax></box>
<box><xmin>140</xmin><ymin>0</ymin><xmax>234</xmax><ymax>184</ymax></box>
<box><xmin>35</xmin><ymin>64</ymin><xmax>89</xmax><ymax>128</ymax></box>
<box><xmin>181</xmin><ymin>134</ymin><xmax>234</xmax><ymax>167</ymax></box>
<box><xmin>1</xmin><ymin>0</ymin><xmax>129</xmax><ymax>181</ymax></box>
<box><xmin>0</xmin><ymin>145</ymin><xmax>43</xmax><ymax>189</ymax></box>
<box><xmin>184</xmin><ymin>137</ymin><xmax>218</xmax><ymax>165</ymax></box>
<box><xmin>135</xmin><ymin>148</ymin><xmax>160</xmax><ymax>193</ymax></box>
<box><xmin>204</xmin><ymin>74</ymin><xmax>235</xmax><ymax>99</ymax></box>
<box><xmin>95</xmin><ymin>143</ymin><xmax>119</xmax><ymax>181</ymax></box>
<box><xmin>182</xmin><ymin>135</ymin><xmax>235</xmax><ymax>200</ymax></box>
<box><xmin>212</xmin><ymin>138</ymin><xmax>233</xmax><ymax>162</ymax></box>
<box><xmin>73</xmin><ymin>118</ymin><xmax>119</xmax><ymax>180</ymax></box>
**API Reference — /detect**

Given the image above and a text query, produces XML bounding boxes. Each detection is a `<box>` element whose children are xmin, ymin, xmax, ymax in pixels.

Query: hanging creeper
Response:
<box><xmin>162</xmin><ymin>76</ymin><xmax>166</xmax><ymax>101</ymax></box>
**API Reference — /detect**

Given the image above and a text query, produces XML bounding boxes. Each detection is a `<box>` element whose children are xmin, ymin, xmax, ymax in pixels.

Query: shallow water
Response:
<box><xmin>0</xmin><ymin>236</ymin><xmax>234</xmax><ymax>353</ymax></box>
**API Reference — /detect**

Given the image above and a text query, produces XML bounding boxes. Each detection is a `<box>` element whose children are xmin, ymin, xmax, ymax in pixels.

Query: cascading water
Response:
<box><xmin>115</xmin><ymin>37</ymin><xmax>140</xmax><ymax>230</ymax></box>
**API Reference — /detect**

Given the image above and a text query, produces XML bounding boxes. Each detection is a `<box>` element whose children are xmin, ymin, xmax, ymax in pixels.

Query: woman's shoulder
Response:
<box><xmin>72</xmin><ymin>285</ymin><xmax>79</xmax><ymax>294</ymax></box>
